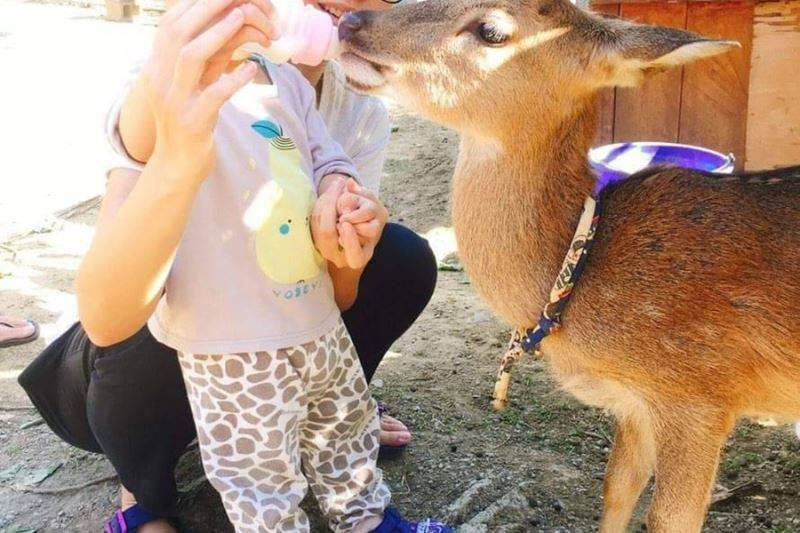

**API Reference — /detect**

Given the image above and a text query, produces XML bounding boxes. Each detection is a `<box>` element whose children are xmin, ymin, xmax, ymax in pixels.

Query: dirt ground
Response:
<box><xmin>1</xmin><ymin>107</ymin><xmax>799</xmax><ymax>532</ymax></box>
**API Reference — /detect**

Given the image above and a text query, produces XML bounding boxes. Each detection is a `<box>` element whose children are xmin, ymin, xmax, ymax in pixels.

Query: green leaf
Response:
<box><xmin>251</xmin><ymin>120</ymin><xmax>282</xmax><ymax>139</ymax></box>
<box><xmin>18</xmin><ymin>462</ymin><xmax>63</xmax><ymax>486</ymax></box>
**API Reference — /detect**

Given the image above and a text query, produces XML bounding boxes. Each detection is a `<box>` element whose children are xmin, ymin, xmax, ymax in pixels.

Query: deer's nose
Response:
<box><xmin>338</xmin><ymin>12</ymin><xmax>365</xmax><ymax>41</ymax></box>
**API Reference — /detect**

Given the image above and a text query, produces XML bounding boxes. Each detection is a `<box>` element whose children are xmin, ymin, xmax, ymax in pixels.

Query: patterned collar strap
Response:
<box><xmin>519</xmin><ymin>196</ymin><xmax>601</xmax><ymax>353</ymax></box>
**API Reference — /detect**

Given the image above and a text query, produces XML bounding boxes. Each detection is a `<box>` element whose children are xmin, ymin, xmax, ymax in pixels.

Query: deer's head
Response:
<box><xmin>338</xmin><ymin>0</ymin><xmax>738</xmax><ymax>139</ymax></box>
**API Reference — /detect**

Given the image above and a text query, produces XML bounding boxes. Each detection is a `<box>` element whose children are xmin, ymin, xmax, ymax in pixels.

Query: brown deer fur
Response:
<box><xmin>337</xmin><ymin>0</ymin><xmax>800</xmax><ymax>531</ymax></box>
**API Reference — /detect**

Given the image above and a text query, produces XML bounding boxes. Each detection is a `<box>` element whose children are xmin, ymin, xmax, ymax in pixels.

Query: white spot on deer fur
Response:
<box><xmin>655</xmin><ymin>40</ymin><xmax>741</xmax><ymax>68</ymax></box>
<box><xmin>603</xmin><ymin>40</ymin><xmax>738</xmax><ymax>89</ymax></box>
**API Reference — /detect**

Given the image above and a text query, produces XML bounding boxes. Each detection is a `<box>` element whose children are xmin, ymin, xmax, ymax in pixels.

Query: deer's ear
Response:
<box><xmin>592</xmin><ymin>21</ymin><xmax>740</xmax><ymax>88</ymax></box>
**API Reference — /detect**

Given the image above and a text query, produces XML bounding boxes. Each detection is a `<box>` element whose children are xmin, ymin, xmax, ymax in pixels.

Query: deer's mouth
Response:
<box><xmin>338</xmin><ymin>51</ymin><xmax>390</xmax><ymax>92</ymax></box>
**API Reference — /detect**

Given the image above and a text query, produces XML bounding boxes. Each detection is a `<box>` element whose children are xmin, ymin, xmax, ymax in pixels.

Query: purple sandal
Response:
<box><xmin>378</xmin><ymin>402</ymin><xmax>408</xmax><ymax>459</ymax></box>
<box><xmin>105</xmin><ymin>504</ymin><xmax>181</xmax><ymax>533</ymax></box>
<box><xmin>373</xmin><ymin>507</ymin><xmax>453</xmax><ymax>533</ymax></box>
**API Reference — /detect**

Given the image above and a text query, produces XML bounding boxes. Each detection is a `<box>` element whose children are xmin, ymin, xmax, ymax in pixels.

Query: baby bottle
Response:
<box><xmin>233</xmin><ymin>0</ymin><xmax>340</xmax><ymax>66</ymax></box>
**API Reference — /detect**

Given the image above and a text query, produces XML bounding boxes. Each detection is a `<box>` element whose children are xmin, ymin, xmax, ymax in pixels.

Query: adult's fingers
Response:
<box><xmin>173</xmin><ymin>7</ymin><xmax>246</xmax><ymax>96</ymax></box>
<box><xmin>339</xmin><ymin>222</ymin><xmax>368</xmax><ymax>269</ymax></box>
<box><xmin>352</xmin><ymin>219</ymin><xmax>383</xmax><ymax>241</ymax></box>
<box><xmin>201</xmin><ymin>26</ymin><xmax>272</xmax><ymax>87</ymax></box>
<box><xmin>173</xmin><ymin>0</ymin><xmax>238</xmax><ymax>44</ymax></box>
<box><xmin>241</xmin><ymin>0</ymin><xmax>276</xmax><ymax>28</ymax></box>
<box><xmin>159</xmin><ymin>0</ymin><xmax>195</xmax><ymax>27</ymax></box>
<box><xmin>345</xmin><ymin>178</ymin><xmax>388</xmax><ymax>222</ymax></box>
<box><xmin>239</xmin><ymin>1</ymin><xmax>279</xmax><ymax>40</ymax></box>
<box><xmin>345</xmin><ymin>177</ymin><xmax>362</xmax><ymax>194</ymax></box>
<box><xmin>338</xmin><ymin>201</ymin><xmax>378</xmax><ymax>224</ymax></box>
<box><xmin>197</xmin><ymin>59</ymin><xmax>257</xmax><ymax>116</ymax></box>
<box><xmin>336</xmin><ymin>192</ymin><xmax>361</xmax><ymax>217</ymax></box>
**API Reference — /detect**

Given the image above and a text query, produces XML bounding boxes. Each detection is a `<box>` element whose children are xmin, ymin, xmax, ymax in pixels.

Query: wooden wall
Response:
<box><xmin>590</xmin><ymin>0</ymin><xmax>759</xmax><ymax>169</ymax></box>
<box><xmin>746</xmin><ymin>1</ymin><xmax>800</xmax><ymax>169</ymax></box>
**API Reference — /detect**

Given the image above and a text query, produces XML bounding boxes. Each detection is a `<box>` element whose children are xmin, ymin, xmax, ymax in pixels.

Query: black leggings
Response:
<box><xmin>18</xmin><ymin>223</ymin><xmax>436</xmax><ymax>516</ymax></box>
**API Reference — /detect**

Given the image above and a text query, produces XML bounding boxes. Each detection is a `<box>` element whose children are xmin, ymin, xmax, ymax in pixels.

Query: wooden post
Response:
<box><xmin>745</xmin><ymin>0</ymin><xmax>800</xmax><ymax>169</ymax></box>
<box><xmin>105</xmin><ymin>0</ymin><xmax>139</xmax><ymax>21</ymax></box>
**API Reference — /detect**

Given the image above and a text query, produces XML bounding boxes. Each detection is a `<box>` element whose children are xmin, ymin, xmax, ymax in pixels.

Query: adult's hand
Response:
<box><xmin>337</xmin><ymin>179</ymin><xmax>388</xmax><ymax>268</ymax></box>
<box><xmin>139</xmin><ymin>0</ymin><xmax>277</xmax><ymax>178</ymax></box>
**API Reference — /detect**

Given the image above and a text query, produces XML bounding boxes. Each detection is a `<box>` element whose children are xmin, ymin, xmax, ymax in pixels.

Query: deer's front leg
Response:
<box><xmin>646</xmin><ymin>409</ymin><xmax>734</xmax><ymax>533</ymax></box>
<box><xmin>600</xmin><ymin>412</ymin><xmax>655</xmax><ymax>533</ymax></box>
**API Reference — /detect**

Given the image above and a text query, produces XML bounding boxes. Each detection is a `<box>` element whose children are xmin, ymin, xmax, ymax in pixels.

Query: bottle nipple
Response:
<box><xmin>231</xmin><ymin>1</ymin><xmax>339</xmax><ymax>66</ymax></box>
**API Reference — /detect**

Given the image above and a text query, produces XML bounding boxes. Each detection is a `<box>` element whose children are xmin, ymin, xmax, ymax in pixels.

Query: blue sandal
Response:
<box><xmin>104</xmin><ymin>504</ymin><xmax>181</xmax><ymax>533</ymax></box>
<box><xmin>378</xmin><ymin>402</ymin><xmax>408</xmax><ymax>460</ymax></box>
<box><xmin>373</xmin><ymin>507</ymin><xmax>453</xmax><ymax>533</ymax></box>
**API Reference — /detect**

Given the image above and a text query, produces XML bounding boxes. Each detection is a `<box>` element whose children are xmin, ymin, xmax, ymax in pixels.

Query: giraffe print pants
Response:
<box><xmin>177</xmin><ymin>320</ymin><xmax>391</xmax><ymax>532</ymax></box>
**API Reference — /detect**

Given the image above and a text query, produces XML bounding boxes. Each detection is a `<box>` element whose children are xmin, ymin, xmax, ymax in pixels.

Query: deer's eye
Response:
<box><xmin>476</xmin><ymin>22</ymin><xmax>510</xmax><ymax>45</ymax></box>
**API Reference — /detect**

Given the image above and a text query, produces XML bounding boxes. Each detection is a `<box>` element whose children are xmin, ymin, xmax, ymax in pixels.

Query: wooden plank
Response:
<box><xmin>678</xmin><ymin>2</ymin><xmax>753</xmax><ymax>167</ymax></box>
<box><xmin>591</xmin><ymin>2</ymin><xmax>620</xmax><ymax>146</ymax></box>
<box><xmin>613</xmin><ymin>2</ymin><xmax>687</xmax><ymax>144</ymax></box>
<box><xmin>745</xmin><ymin>0</ymin><xmax>800</xmax><ymax>169</ymax></box>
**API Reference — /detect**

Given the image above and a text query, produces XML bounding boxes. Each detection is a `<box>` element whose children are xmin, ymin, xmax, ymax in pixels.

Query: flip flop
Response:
<box><xmin>0</xmin><ymin>317</ymin><xmax>40</xmax><ymax>348</ymax></box>
<box><xmin>378</xmin><ymin>402</ymin><xmax>409</xmax><ymax>460</ymax></box>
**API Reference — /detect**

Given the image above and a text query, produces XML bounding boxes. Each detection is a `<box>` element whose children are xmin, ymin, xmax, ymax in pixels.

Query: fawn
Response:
<box><xmin>336</xmin><ymin>1</ymin><xmax>800</xmax><ymax>531</ymax></box>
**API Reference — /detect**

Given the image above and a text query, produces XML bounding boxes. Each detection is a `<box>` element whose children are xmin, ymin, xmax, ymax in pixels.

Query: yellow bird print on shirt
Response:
<box><xmin>251</xmin><ymin>120</ymin><xmax>324</xmax><ymax>285</ymax></box>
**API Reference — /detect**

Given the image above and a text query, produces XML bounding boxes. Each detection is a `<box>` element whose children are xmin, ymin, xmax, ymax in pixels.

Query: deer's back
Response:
<box><xmin>556</xmin><ymin>166</ymin><xmax>800</xmax><ymax>415</ymax></box>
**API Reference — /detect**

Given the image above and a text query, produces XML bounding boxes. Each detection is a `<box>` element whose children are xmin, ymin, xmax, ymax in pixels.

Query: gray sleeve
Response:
<box><xmin>291</xmin><ymin>70</ymin><xmax>360</xmax><ymax>188</ymax></box>
<box><xmin>345</xmin><ymin>103</ymin><xmax>391</xmax><ymax>196</ymax></box>
<box><xmin>104</xmin><ymin>63</ymin><xmax>146</xmax><ymax>176</ymax></box>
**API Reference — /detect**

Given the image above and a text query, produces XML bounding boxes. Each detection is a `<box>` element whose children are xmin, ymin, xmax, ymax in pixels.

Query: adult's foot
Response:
<box><xmin>380</xmin><ymin>412</ymin><xmax>411</xmax><ymax>447</ymax></box>
<box><xmin>0</xmin><ymin>315</ymin><xmax>39</xmax><ymax>348</ymax></box>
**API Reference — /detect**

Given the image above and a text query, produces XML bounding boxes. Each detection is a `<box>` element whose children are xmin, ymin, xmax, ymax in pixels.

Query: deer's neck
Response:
<box><xmin>451</xmin><ymin>100</ymin><xmax>597</xmax><ymax>326</ymax></box>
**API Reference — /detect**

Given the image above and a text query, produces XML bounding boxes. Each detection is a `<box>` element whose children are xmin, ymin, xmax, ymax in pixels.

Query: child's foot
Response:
<box><xmin>796</xmin><ymin>422</ymin><xmax>800</xmax><ymax>440</ymax></box>
<box><xmin>380</xmin><ymin>413</ymin><xmax>411</xmax><ymax>446</ymax></box>
<box><xmin>372</xmin><ymin>507</ymin><xmax>453</xmax><ymax>533</ymax></box>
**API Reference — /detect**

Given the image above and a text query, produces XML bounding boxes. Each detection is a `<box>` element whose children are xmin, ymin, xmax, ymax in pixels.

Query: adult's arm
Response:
<box><xmin>78</xmin><ymin>0</ymin><xmax>265</xmax><ymax>346</ymax></box>
<box><xmin>117</xmin><ymin>78</ymin><xmax>156</xmax><ymax>164</ymax></box>
<box><xmin>76</xmin><ymin>160</ymin><xmax>203</xmax><ymax>347</ymax></box>
<box><xmin>117</xmin><ymin>0</ymin><xmax>276</xmax><ymax>164</ymax></box>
